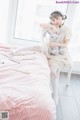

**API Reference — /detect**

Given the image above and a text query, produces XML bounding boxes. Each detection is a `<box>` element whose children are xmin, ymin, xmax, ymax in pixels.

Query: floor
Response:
<box><xmin>56</xmin><ymin>73</ymin><xmax>80</xmax><ymax>120</ymax></box>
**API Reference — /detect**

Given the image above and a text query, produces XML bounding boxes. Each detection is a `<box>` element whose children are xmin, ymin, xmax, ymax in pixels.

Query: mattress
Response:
<box><xmin>0</xmin><ymin>45</ymin><xmax>56</xmax><ymax>120</ymax></box>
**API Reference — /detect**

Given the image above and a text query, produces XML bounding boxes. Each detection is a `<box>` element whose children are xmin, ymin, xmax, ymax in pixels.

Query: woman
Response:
<box><xmin>40</xmin><ymin>11</ymin><xmax>72</xmax><ymax>105</ymax></box>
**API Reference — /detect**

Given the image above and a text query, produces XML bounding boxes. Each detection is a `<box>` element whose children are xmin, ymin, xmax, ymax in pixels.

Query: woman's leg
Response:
<box><xmin>49</xmin><ymin>61</ymin><xmax>60</xmax><ymax>105</ymax></box>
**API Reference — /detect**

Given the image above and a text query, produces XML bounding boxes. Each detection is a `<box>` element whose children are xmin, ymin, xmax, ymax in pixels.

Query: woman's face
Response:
<box><xmin>51</xmin><ymin>16</ymin><xmax>63</xmax><ymax>27</ymax></box>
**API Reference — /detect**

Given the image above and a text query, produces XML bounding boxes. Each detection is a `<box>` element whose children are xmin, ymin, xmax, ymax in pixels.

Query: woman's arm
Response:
<box><xmin>40</xmin><ymin>23</ymin><xmax>59</xmax><ymax>35</ymax></box>
<box><xmin>40</xmin><ymin>23</ymin><xmax>53</xmax><ymax>30</ymax></box>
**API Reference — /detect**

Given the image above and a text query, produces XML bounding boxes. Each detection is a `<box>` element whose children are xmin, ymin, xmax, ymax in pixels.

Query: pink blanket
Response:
<box><xmin>0</xmin><ymin>45</ymin><xmax>56</xmax><ymax>120</ymax></box>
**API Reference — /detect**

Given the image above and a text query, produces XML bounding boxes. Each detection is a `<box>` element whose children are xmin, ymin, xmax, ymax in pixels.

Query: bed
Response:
<box><xmin>0</xmin><ymin>45</ymin><xmax>56</xmax><ymax>120</ymax></box>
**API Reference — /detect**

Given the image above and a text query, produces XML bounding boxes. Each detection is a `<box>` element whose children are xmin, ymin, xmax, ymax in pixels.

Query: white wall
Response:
<box><xmin>0</xmin><ymin>0</ymin><xmax>9</xmax><ymax>43</ymax></box>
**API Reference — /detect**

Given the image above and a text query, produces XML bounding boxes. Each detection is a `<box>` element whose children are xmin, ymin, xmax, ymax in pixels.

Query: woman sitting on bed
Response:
<box><xmin>40</xmin><ymin>11</ymin><xmax>71</xmax><ymax>104</ymax></box>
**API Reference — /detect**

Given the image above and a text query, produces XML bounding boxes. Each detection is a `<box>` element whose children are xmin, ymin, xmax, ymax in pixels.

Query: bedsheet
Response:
<box><xmin>0</xmin><ymin>45</ymin><xmax>56</xmax><ymax>120</ymax></box>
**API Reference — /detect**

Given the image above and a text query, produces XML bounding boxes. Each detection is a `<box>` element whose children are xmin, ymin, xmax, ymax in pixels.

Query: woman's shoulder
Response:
<box><xmin>61</xmin><ymin>25</ymin><xmax>71</xmax><ymax>34</ymax></box>
<box><xmin>62</xmin><ymin>25</ymin><xmax>71</xmax><ymax>31</ymax></box>
<box><xmin>62</xmin><ymin>25</ymin><xmax>72</xmax><ymax>39</ymax></box>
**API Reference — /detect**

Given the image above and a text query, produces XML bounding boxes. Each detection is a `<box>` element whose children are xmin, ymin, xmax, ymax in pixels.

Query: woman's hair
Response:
<box><xmin>50</xmin><ymin>11</ymin><xmax>67</xmax><ymax>20</ymax></box>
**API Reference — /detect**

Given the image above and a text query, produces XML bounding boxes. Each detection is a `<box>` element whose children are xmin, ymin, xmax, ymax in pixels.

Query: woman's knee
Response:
<box><xmin>51</xmin><ymin>71</ymin><xmax>58</xmax><ymax>79</ymax></box>
<box><xmin>50</xmin><ymin>67</ymin><xmax>60</xmax><ymax>80</ymax></box>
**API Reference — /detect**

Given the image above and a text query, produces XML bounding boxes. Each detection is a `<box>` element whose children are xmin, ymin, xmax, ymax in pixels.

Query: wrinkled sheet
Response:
<box><xmin>0</xmin><ymin>45</ymin><xmax>56</xmax><ymax>120</ymax></box>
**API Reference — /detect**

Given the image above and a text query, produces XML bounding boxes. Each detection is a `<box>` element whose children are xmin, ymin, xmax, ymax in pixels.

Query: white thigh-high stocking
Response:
<box><xmin>50</xmin><ymin>65</ymin><xmax>60</xmax><ymax>105</ymax></box>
